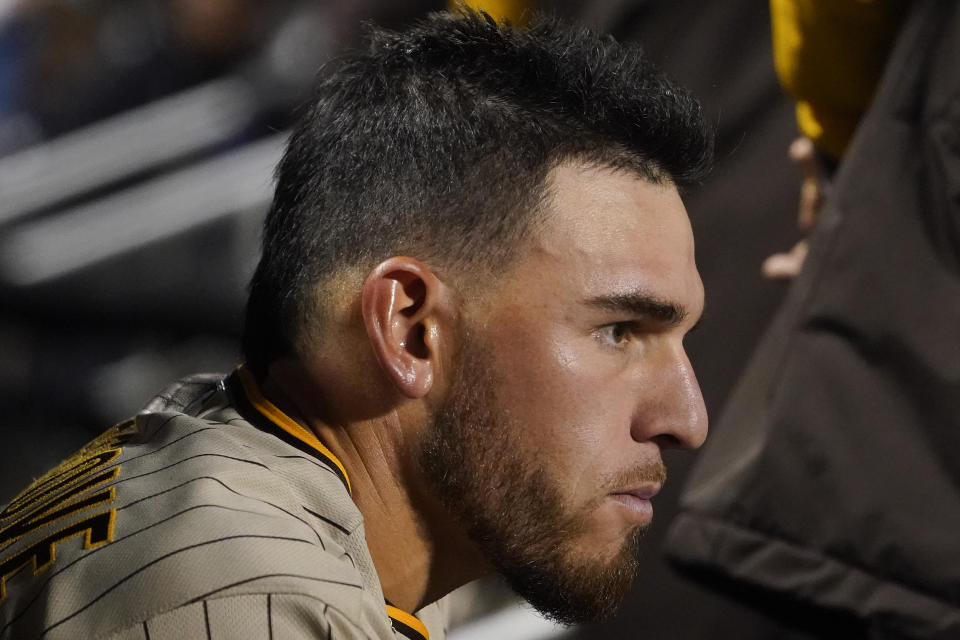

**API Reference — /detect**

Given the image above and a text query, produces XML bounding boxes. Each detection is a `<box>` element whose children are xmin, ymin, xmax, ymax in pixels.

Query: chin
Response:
<box><xmin>584</xmin><ymin>504</ymin><xmax>650</xmax><ymax>559</ymax></box>
<box><xmin>501</xmin><ymin>523</ymin><xmax>649</xmax><ymax>626</ymax></box>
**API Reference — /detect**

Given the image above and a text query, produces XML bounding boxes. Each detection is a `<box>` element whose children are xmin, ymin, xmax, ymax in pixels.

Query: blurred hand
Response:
<box><xmin>762</xmin><ymin>136</ymin><xmax>828</xmax><ymax>280</ymax></box>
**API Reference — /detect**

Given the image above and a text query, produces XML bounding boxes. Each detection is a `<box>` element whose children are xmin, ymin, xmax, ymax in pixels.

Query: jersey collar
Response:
<box><xmin>386</xmin><ymin>602</ymin><xmax>430</xmax><ymax>640</ymax></box>
<box><xmin>228</xmin><ymin>365</ymin><xmax>352</xmax><ymax>494</ymax></box>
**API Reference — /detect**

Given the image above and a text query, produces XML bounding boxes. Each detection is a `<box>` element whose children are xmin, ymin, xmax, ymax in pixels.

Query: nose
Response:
<box><xmin>632</xmin><ymin>345</ymin><xmax>708</xmax><ymax>450</ymax></box>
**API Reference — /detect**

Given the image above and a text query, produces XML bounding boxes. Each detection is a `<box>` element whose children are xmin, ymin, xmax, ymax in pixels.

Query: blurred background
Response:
<box><xmin>0</xmin><ymin>0</ymin><xmax>805</xmax><ymax>637</ymax></box>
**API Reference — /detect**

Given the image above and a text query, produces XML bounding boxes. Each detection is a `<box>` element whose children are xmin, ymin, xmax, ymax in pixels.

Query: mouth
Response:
<box><xmin>609</xmin><ymin>485</ymin><xmax>661</xmax><ymax>520</ymax></box>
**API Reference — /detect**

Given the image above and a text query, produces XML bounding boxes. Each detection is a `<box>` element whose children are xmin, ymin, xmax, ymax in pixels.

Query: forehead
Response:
<box><xmin>514</xmin><ymin>161</ymin><xmax>702</xmax><ymax>308</ymax></box>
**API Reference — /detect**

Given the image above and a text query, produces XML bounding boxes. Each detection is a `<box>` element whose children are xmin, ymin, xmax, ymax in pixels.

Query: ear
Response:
<box><xmin>361</xmin><ymin>257</ymin><xmax>445</xmax><ymax>399</ymax></box>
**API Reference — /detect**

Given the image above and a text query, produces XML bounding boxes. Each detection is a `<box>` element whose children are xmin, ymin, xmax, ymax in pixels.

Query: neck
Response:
<box><xmin>260</xmin><ymin>361</ymin><xmax>489</xmax><ymax>613</ymax></box>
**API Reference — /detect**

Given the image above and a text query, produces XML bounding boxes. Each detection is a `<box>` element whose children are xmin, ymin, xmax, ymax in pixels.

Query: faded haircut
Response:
<box><xmin>242</xmin><ymin>10</ymin><xmax>713</xmax><ymax>372</ymax></box>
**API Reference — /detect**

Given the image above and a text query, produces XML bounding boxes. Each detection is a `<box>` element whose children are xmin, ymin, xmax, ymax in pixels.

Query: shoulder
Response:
<box><xmin>0</xmin><ymin>376</ymin><xmax>384</xmax><ymax>639</ymax></box>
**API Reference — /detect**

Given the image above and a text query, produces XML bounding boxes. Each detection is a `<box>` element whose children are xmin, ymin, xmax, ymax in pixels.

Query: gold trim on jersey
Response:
<box><xmin>235</xmin><ymin>365</ymin><xmax>352</xmax><ymax>494</ymax></box>
<box><xmin>386</xmin><ymin>604</ymin><xmax>430</xmax><ymax>640</ymax></box>
<box><xmin>0</xmin><ymin>422</ymin><xmax>134</xmax><ymax>601</ymax></box>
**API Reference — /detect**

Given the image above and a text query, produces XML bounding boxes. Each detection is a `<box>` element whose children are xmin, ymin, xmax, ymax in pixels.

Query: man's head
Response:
<box><xmin>243</xmin><ymin>10</ymin><xmax>712</xmax><ymax>624</ymax></box>
<box><xmin>242</xmin><ymin>10</ymin><xmax>711</xmax><ymax>371</ymax></box>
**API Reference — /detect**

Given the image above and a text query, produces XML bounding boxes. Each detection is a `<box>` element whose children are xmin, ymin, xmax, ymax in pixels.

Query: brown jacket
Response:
<box><xmin>666</xmin><ymin>1</ymin><xmax>960</xmax><ymax>638</ymax></box>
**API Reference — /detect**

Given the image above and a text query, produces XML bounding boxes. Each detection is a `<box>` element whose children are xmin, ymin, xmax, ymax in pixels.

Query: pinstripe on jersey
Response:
<box><xmin>0</xmin><ymin>368</ymin><xmax>446</xmax><ymax>640</ymax></box>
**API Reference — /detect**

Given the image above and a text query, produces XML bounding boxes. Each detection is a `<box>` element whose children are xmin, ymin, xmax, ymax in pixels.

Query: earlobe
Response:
<box><xmin>361</xmin><ymin>258</ymin><xmax>442</xmax><ymax>399</ymax></box>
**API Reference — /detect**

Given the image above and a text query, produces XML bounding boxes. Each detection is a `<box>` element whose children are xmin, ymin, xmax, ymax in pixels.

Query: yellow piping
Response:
<box><xmin>236</xmin><ymin>365</ymin><xmax>352</xmax><ymax>494</ymax></box>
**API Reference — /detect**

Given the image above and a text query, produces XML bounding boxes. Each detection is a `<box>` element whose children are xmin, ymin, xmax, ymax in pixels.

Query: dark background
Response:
<box><xmin>0</xmin><ymin>1</ymin><xmax>807</xmax><ymax>637</ymax></box>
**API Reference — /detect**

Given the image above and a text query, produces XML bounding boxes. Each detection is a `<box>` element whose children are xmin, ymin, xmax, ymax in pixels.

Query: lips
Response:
<box><xmin>615</xmin><ymin>485</ymin><xmax>661</xmax><ymax>501</ymax></box>
<box><xmin>609</xmin><ymin>484</ymin><xmax>660</xmax><ymax>519</ymax></box>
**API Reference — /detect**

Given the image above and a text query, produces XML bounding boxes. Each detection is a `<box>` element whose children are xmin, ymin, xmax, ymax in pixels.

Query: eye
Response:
<box><xmin>596</xmin><ymin>322</ymin><xmax>637</xmax><ymax>346</ymax></box>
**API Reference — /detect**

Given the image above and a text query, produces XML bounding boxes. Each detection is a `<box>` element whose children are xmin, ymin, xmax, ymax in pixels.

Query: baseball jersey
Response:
<box><xmin>0</xmin><ymin>366</ymin><xmax>447</xmax><ymax>640</ymax></box>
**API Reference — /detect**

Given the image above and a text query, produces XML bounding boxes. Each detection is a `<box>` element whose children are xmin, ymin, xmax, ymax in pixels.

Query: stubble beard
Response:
<box><xmin>418</xmin><ymin>334</ymin><xmax>648</xmax><ymax>625</ymax></box>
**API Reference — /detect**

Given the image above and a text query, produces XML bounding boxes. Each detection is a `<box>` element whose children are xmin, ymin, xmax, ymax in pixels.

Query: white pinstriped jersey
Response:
<box><xmin>0</xmin><ymin>368</ymin><xmax>446</xmax><ymax>640</ymax></box>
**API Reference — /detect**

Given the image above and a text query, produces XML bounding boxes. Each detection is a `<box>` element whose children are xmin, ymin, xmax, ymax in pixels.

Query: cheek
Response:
<box><xmin>489</xmin><ymin>327</ymin><xmax>631</xmax><ymax>470</ymax></box>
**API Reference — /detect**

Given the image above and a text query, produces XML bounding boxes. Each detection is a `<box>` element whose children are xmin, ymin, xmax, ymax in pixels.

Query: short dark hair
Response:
<box><xmin>242</xmin><ymin>10</ymin><xmax>713</xmax><ymax>372</ymax></box>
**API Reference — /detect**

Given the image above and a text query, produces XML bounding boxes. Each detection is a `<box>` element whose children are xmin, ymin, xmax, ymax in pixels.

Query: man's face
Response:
<box><xmin>420</xmin><ymin>161</ymin><xmax>707</xmax><ymax>624</ymax></box>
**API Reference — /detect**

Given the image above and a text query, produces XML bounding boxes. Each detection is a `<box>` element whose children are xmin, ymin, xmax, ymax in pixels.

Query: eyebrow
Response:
<box><xmin>585</xmin><ymin>291</ymin><xmax>692</xmax><ymax>328</ymax></box>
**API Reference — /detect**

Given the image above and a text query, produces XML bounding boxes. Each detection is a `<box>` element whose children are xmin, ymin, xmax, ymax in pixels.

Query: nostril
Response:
<box><xmin>651</xmin><ymin>433</ymin><xmax>683</xmax><ymax>450</ymax></box>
